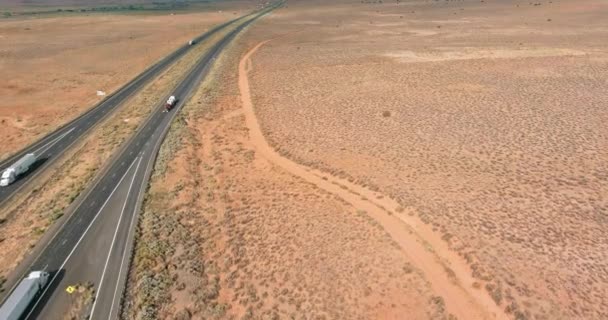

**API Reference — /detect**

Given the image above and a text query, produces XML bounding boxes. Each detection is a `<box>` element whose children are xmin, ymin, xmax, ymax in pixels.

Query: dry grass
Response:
<box><xmin>125</xmin><ymin>20</ymin><xmax>442</xmax><ymax>319</ymax></box>
<box><xmin>63</xmin><ymin>282</ymin><xmax>95</xmax><ymax>320</ymax></box>
<box><xmin>0</xmin><ymin>9</ymin><xmax>246</xmax><ymax>160</ymax></box>
<box><xmin>244</xmin><ymin>0</ymin><xmax>608</xmax><ymax>319</ymax></box>
<box><xmin>0</xmin><ymin>24</ymin><xmax>235</xmax><ymax>291</ymax></box>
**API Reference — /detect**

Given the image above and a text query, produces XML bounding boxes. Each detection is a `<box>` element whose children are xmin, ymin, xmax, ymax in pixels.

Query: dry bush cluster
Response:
<box><xmin>0</xmin><ymin>10</ymin><xmax>242</xmax><ymax>160</ymax></box>
<box><xmin>0</xmin><ymin>27</ymin><xmax>228</xmax><ymax>292</ymax></box>
<box><xmin>124</xmin><ymin>34</ymin><xmax>452</xmax><ymax>319</ymax></box>
<box><xmin>243</xmin><ymin>0</ymin><xmax>608</xmax><ymax>319</ymax></box>
<box><xmin>63</xmin><ymin>282</ymin><xmax>95</xmax><ymax>320</ymax></box>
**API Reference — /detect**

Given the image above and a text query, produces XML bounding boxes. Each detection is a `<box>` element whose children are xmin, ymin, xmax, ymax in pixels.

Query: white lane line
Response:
<box><xmin>24</xmin><ymin>158</ymin><xmax>140</xmax><ymax>320</ymax></box>
<box><xmin>90</xmin><ymin>156</ymin><xmax>143</xmax><ymax>320</ymax></box>
<box><xmin>31</xmin><ymin>127</ymin><xmax>75</xmax><ymax>156</ymax></box>
<box><xmin>107</xmin><ymin>145</ymin><xmax>156</xmax><ymax>319</ymax></box>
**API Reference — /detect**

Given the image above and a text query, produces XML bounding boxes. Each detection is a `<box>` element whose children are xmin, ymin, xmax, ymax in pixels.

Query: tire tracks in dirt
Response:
<box><xmin>238</xmin><ymin>40</ymin><xmax>508</xmax><ymax>320</ymax></box>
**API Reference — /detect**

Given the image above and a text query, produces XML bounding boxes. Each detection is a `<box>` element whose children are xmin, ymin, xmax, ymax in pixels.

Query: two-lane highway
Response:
<box><xmin>0</xmin><ymin>14</ymin><xmax>248</xmax><ymax>207</ymax></box>
<box><xmin>12</xmin><ymin>4</ymin><xmax>279</xmax><ymax>319</ymax></box>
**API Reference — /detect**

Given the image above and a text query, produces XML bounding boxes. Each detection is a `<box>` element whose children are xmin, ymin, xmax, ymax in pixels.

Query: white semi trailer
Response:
<box><xmin>0</xmin><ymin>153</ymin><xmax>36</xmax><ymax>187</ymax></box>
<box><xmin>0</xmin><ymin>271</ymin><xmax>49</xmax><ymax>320</ymax></box>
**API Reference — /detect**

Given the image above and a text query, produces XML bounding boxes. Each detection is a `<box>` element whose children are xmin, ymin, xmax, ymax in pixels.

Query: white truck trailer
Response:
<box><xmin>0</xmin><ymin>271</ymin><xmax>50</xmax><ymax>320</ymax></box>
<box><xmin>0</xmin><ymin>153</ymin><xmax>36</xmax><ymax>187</ymax></box>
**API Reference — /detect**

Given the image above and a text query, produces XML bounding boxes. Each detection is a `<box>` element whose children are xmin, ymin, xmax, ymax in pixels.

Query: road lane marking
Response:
<box><xmin>30</xmin><ymin>127</ymin><xmax>75</xmax><ymax>156</ymax></box>
<box><xmin>90</xmin><ymin>156</ymin><xmax>143</xmax><ymax>320</ymax></box>
<box><xmin>108</xmin><ymin>142</ymin><xmax>157</xmax><ymax>319</ymax></box>
<box><xmin>107</xmin><ymin>138</ymin><xmax>160</xmax><ymax>319</ymax></box>
<box><xmin>25</xmin><ymin>158</ymin><xmax>140</xmax><ymax>320</ymax></box>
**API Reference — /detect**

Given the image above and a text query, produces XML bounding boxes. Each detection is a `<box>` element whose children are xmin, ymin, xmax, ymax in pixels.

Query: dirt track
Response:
<box><xmin>243</xmin><ymin>1</ymin><xmax>608</xmax><ymax>318</ymax></box>
<box><xmin>240</xmin><ymin>40</ymin><xmax>507</xmax><ymax>320</ymax></box>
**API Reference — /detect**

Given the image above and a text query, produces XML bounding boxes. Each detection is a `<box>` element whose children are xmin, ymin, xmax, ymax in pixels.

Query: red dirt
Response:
<box><xmin>240</xmin><ymin>39</ymin><xmax>506</xmax><ymax>320</ymax></box>
<box><xmin>243</xmin><ymin>0</ymin><xmax>608</xmax><ymax>318</ymax></box>
<box><xmin>0</xmin><ymin>10</ymin><xmax>243</xmax><ymax>160</ymax></box>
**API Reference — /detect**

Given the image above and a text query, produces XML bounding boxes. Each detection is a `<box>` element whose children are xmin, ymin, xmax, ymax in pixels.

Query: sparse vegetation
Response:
<box><xmin>243</xmin><ymin>0</ymin><xmax>608</xmax><ymax>318</ymax></box>
<box><xmin>125</xmin><ymin>16</ymin><xmax>439</xmax><ymax>319</ymax></box>
<box><xmin>0</xmin><ymin>15</ymin><xmax>238</xmax><ymax>288</ymax></box>
<box><xmin>64</xmin><ymin>282</ymin><xmax>95</xmax><ymax>320</ymax></box>
<box><xmin>1</xmin><ymin>0</ymin><xmax>221</xmax><ymax>17</ymax></box>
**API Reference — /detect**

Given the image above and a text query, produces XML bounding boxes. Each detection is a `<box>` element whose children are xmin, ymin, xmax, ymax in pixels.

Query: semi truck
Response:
<box><xmin>164</xmin><ymin>95</ymin><xmax>177</xmax><ymax>112</ymax></box>
<box><xmin>188</xmin><ymin>39</ymin><xmax>195</xmax><ymax>45</ymax></box>
<box><xmin>0</xmin><ymin>271</ymin><xmax>50</xmax><ymax>320</ymax></box>
<box><xmin>0</xmin><ymin>153</ymin><xmax>37</xmax><ymax>187</ymax></box>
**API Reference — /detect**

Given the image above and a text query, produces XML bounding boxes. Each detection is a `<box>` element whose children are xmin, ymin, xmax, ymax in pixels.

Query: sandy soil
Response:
<box><xmin>241</xmin><ymin>41</ymin><xmax>507</xmax><ymax>320</ymax></box>
<box><xmin>0</xmin><ymin>26</ymin><xmax>233</xmax><ymax>293</ymax></box>
<box><xmin>242</xmin><ymin>0</ymin><xmax>608</xmax><ymax>319</ymax></box>
<box><xmin>0</xmin><ymin>9</ymin><xmax>244</xmax><ymax>160</ymax></box>
<box><xmin>125</xmin><ymin>28</ymin><xmax>472</xmax><ymax>318</ymax></box>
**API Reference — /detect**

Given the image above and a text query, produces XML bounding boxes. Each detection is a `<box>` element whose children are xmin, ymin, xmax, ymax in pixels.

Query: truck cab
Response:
<box><xmin>0</xmin><ymin>168</ymin><xmax>16</xmax><ymax>186</ymax></box>
<box><xmin>164</xmin><ymin>95</ymin><xmax>178</xmax><ymax>112</ymax></box>
<box><xmin>0</xmin><ymin>153</ymin><xmax>36</xmax><ymax>187</ymax></box>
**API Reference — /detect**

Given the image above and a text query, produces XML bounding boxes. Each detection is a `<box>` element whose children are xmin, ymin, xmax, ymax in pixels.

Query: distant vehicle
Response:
<box><xmin>0</xmin><ymin>271</ymin><xmax>50</xmax><ymax>320</ymax></box>
<box><xmin>164</xmin><ymin>95</ymin><xmax>177</xmax><ymax>112</ymax></box>
<box><xmin>188</xmin><ymin>40</ymin><xmax>195</xmax><ymax>45</ymax></box>
<box><xmin>0</xmin><ymin>153</ymin><xmax>37</xmax><ymax>187</ymax></box>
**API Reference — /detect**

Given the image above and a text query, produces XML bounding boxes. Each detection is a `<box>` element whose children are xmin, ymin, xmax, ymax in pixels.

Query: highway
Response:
<box><xmin>4</xmin><ymin>4</ymin><xmax>278</xmax><ymax>319</ymax></box>
<box><xmin>0</xmin><ymin>14</ymin><xmax>247</xmax><ymax>207</ymax></box>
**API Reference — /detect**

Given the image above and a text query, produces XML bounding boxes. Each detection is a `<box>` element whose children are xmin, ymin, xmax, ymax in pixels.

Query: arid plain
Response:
<box><xmin>0</xmin><ymin>8</ymin><xmax>244</xmax><ymax>160</ymax></box>
<box><xmin>0</xmin><ymin>0</ymin><xmax>605</xmax><ymax>319</ymax></box>
<box><xmin>127</xmin><ymin>0</ymin><xmax>607</xmax><ymax>319</ymax></box>
<box><xmin>242</xmin><ymin>0</ymin><xmax>608</xmax><ymax>319</ymax></box>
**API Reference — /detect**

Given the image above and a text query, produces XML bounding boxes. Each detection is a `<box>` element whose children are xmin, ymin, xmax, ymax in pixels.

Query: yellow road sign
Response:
<box><xmin>66</xmin><ymin>286</ymin><xmax>76</xmax><ymax>294</ymax></box>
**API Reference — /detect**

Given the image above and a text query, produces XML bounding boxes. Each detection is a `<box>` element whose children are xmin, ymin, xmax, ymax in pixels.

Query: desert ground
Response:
<box><xmin>0</xmin><ymin>8</ymin><xmax>245</xmax><ymax>160</ymax></box>
<box><xmin>129</xmin><ymin>0</ymin><xmax>606</xmax><ymax>319</ymax></box>
<box><xmin>126</xmin><ymin>35</ymin><xmax>454</xmax><ymax>320</ymax></box>
<box><xmin>0</xmin><ymin>24</ymin><xmax>242</xmax><ymax>294</ymax></box>
<box><xmin>0</xmin><ymin>2</ymin><xmax>255</xmax><ymax>297</ymax></box>
<box><xmin>245</xmin><ymin>0</ymin><xmax>608</xmax><ymax>319</ymax></box>
<box><xmin>0</xmin><ymin>0</ymin><xmax>603</xmax><ymax>318</ymax></box>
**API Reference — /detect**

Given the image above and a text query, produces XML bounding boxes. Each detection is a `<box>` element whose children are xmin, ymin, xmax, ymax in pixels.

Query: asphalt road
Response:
<box><xmin>0</xmin><ymin>14</ymin><xmax>246</xmax><ymax>207</ymax></box>
<box><xmin>5</xmin><ymin>5</ymin><xmax>278</xmax><ymax>319</ymax></box>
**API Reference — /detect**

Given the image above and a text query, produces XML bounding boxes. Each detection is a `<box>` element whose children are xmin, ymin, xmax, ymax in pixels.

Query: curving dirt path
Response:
<box><xmin>238</xmin><ymin>40</ymin><xmax>509</xmax><ymax>320</ymax></box>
